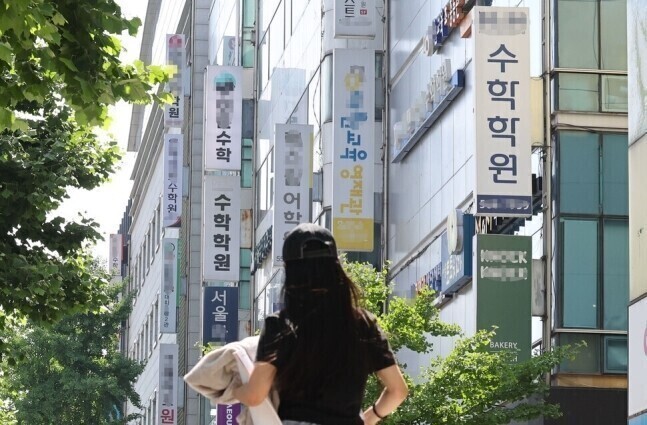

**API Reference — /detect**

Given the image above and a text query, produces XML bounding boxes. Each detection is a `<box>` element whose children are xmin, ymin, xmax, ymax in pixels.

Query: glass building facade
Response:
<box><xmin>551</xmin><ymin>0</ymin><xmax>629</xmax><ymax>379</ymax></box>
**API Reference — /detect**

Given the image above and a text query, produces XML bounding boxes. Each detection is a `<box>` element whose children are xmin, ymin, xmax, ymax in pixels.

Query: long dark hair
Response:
<box><xmin>273</xmin><ymin>251</ymin><xmax>364</xmax><ymax>397</ymax></box>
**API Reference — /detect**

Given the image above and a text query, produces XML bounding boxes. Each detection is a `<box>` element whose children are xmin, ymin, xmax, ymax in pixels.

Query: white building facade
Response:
<box><xmin>116</xmin><ymin>0</ymin><xmax>632</xmax><ymax>424</ymax></box>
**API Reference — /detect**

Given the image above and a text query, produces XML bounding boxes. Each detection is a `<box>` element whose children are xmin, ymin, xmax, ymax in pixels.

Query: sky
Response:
<box><xmin>54</xmin><ymin>0</ymin><xmax>148</xmax><ymax>265</ymax></box>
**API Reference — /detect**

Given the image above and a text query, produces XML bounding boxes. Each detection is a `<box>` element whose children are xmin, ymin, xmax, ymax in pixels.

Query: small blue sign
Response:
<box><xmin>441</xmin><ymin>214</ymin><xmax>475</xmax><ymax>295</ymax></box>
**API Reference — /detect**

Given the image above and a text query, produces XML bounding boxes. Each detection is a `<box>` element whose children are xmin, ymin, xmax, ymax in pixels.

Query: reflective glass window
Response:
<box><xmin>559</xmin><ymin>132</ymin><xmax>599</xmax><ymax>214</ymax></box>
<box><xmin>242</xmin><ymin>28</ymin><xmax>255</xmax><ymax>68</ymax></box>
<box><xmin>239</xmin><ymin>249</ymin><xmax>252</xmax><ymax>310</ymax></box>
<box><xmin>259</xmin><ymin>33</ymin><xmax>269</xmax><ymax>90</ymax></box>
<box><xmin>556</xmin><ymin>0</ymin><xmax>599</xmax><ymax>69</ymax></box>
<box><xmin>601</xmin><ymin>75</ymin><xmax>628</xmax><ymax>113</ymax></box>
<box><xmin>557</xmin><ymin>73</ymin><xmax>599</xmax><ymax>112</ymax></box>
<box><xmin>321</xmin><ymin>54</ymin><xmax>332</xmax><ymax>123</ymax></box>
<box><xmin>260</xmin><ymin>0</ymin><xmax>280</xmax><ymax>35</ymax></box>
<box><xmin>600</xmin><ymin>0</ymin><xmax>628</xmax><ymax>70</ymax></box>
<box><xmin>269</xmin><ymin>1</ymin><xmax>284</xmax><ymax>78</ymax></box>
<box><xmin>308</xmin><ymin>68</ymin><xmax>320</xmax><ymax>127</ymax></box>
<box><xmin>375</xmin><ymin>52</ymin><xmax>385</xmax><ymax>121</ymax></box>
<box><xmin>604</xmin><ymin>336</ymin><xmax>628</xmax><ymax>372</ymax></box>
<box><xmin>242</xmin><ymin>99</ymin><xmax>255</xmax><ymax>139</ymax></box>
<box><xmin>603</xmin><ymin>220</ymin><xmax>628</xmax><ymax>330</ymax></box>
<box><xmin>559</xmin><ymin>333</ymin><xmax>600</xmax><ymax>373</ymax></box>
<box><xmin>292</xmin><ymin>0</ymin><xmax>308</xmax><ymax>34</ymax></box>
<box><xmin>602</xmin><ymin>133</ymin><xmax>629</xmax><ymax>215</ymax></box>
<box><xmin>243</xmin><ymin>0</ymin><xmax>255</xmax><ymax>27</ymax></box>
<box><xmin>562</xmin><ymin>219</ymin><xmax>599</xmax><ymax>328</ymax></box>
<box><xmin>242</xmin><ymin>138</ymin><xmax>253</xmax><ymax>188</ymax></box>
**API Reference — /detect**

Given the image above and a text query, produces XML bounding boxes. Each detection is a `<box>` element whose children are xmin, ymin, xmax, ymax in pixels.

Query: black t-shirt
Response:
<box><xmin>255</xmin><ymin>309</ymin><xmax>395</xmax><ymax>425</ymax></box>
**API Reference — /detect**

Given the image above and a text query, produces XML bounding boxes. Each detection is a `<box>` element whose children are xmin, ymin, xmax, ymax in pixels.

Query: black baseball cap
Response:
<box><xmin>282</xmin><ymin>223</ymin><xmax>338</xmax><ymax>262</ymax></box>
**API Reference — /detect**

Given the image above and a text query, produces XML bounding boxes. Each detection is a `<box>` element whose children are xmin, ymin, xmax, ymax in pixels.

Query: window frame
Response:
<box><xmin>555</xmin><ymin>130</ymin><xmax>629</xmax><ymax>374</ymax></box>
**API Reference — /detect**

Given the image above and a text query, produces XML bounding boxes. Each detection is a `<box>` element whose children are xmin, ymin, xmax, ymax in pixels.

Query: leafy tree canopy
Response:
<box><xmin>0</xmin><ymin>0</ymin><xmax>170</xmax><ymax>347</ymax></box>
<box><xmin>0</xmin><ymin>277</ymin><xmax>144</xmax><ymax>424</ymax></box>
<box><xmin>343</xmin><ymin>259</ymin><xmax>578</xmax><ymax>425</ymax></box>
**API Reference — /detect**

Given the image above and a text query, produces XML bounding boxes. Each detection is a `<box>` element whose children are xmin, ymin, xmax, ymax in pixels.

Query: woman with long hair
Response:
<box><xmin>233</xmin><ymin>223</ymin><xmax>408</xmax><ymax>425</ymax></box>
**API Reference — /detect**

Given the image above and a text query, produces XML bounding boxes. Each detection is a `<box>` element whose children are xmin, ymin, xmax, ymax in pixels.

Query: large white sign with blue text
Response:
<box><xmin>202</xmin><ymin>175</ymin><xmax>240</xmax><ymax>281</ymax></box>
<box><xmin>474</xmin><ymin>7</ymin><xmax>532</xmax><ymax>217</ymax></box>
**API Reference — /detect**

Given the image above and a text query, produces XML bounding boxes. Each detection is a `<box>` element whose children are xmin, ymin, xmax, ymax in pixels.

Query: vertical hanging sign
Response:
<box><xmin>332</xmin><ymin>49</ymin><xmax>375</xmax><ymax>251</ymax></box>
<box><xmin>205</xmin><ymin>66</ymin><xmax>243</xmax><ymax>171</ymax></box>
<box><xmin>203</xmin><ymin>286</ymin><xmax>239</xmax><ymax>345</ymax></box>
<box><xmin>165</xmin><ymin>34</ymin><xmax>185</xmax><ymax>128</ymax></box>
<box><xmin>474</xmin><ymin>7</ymin><xmax>532</xmax><ymax>217</ymax></box>
<box><xmin>334</xmin><ymin>0</ymin><xmax>376</xmax><ymax>39</ymax></box>
<box><xmin>163</xmin><ymin>134</ymin><xmax>183</xmax><ymax>227</ymax></box>
<box><xmin>158</xmin><ymin>343</ymin><xmax>178</xmax><ymax>425</ymax></box>
<box><xmin>475</xmin><ymin>234</ymin><xmax>532</xmax><ymax>363</ymax></box>
<box><xmin>160</xmin><ymin>238</ymin><xmax>178</xmax><ymax>333</ymax></box>
<box><xmin>273</xmin><ymin>124</ymin><xmax>313</xmax><ymax>266</ymax></box>
<box><xmin>203</xmin><ymin>175</ymin><xmax>241</xmax><ymax>281</ymax></box>
<box><xmin>108</xmin><ymin>234</ymin><xmax>122</xmax><ymax>276</ymax></box>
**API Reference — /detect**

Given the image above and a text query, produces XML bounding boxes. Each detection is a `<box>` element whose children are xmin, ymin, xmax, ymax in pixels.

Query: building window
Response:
<box><xmin>557</xmin><ymin>333</ymin><xmax>628</xmax><ymax>374</ymax></box>
<box><xmin>604</xmin><ymin>336</ymin><xmax>628</xmax><ymax>373</ymax></box>
<box><xmin>242</xmin><ymin>0</ymin><xmax>256</xmax><ymax>68</ymax></box>
<box><xmin>561</xmin><ymin>218</ymin><xmax>598</xmax><ymax>328</ymax></box>
<box><xmin>260</xmin><ymin>0</ymin><xmax>280</xmax><ymax>35</ymax></box>
<box><xmin>558</xmin><ymin>132</ymin><xmax>628</xmax><ymax>215</ymax></box>
<box><xmin>269</xmin><ymin>1</ymin><xmax>284</xmax><ymax>78</ymax></box>
<box><xmin>557</xmin><ymin>130</ymin><xmax>629</xmax><ymax>373</ymax></box>
<box><xmin>558</xmin><ymin>333</ymin><xmax>600</xmax><ymax>373</ymax></box>
<box><xmin>291</xmin><ymin>0</ymin><xmax>309</xmax><ymax>34</ymax></box>
<box><xmin>375</xmin><ymin>52</ymin><xmax>385</xmax><ymax>121</ymax></box>
<box><xmin>242</xmin><ymin>139</ymin><xmax>253</xmax><ymax>188</ymax></box>
<box><xmin>554</xmin><ymin>0</ymin><xmax>627</xmax><ymax>113</ymax></box>
<box><xmin>259</xmin><ymin>32</ymin><xmax>269</xmax><ymax>91</ymax></box>
<box><xmin>239</xmin><ymin>249</ymin><xmax>252</xmax><ymax>310</ymax></box>
<box><xmin>154</xmin><ymin>298</ymin><xmax>159</xmax><ymax>340</ymax></box>
<box><xmin>556</xmin><ymin>0</ymin><xmax>627</xmax><ymax>71</ymax></box>
<box><xmin>242</xmin><ymin>99</ymin><xmax>255</xmax><ymax>139</ymax></box>
<box><xmin>321</xmin><ymin>54</ymin><xmax>332</xmax><ymax>123</ymax></box>
<box><xmin>602</xmin><ymin>219</ymin><xmax>629</xmax><ymax>330</ymax></box>
<box><xmin>148</xmin><ymin>222</ymin><xmax>154</xmax><ymax>264</ymax></box>
<box><xmin>144</xmin><ymin>319</ymin><xmax>149</xmax><ymax>358</ymax></box>
<box><xmin>256</xmin><ymin>149</ymin><xmax>274</xmax><ymax>222</ymax></box>
<box><xmin>555</xmin><ymin>73</ymin><xmax>628</xmax><ymax>113</ymax></box>
<box><xmin>140</xmin><ymin>250</ymin><xmax>145</xmax><ymax>286</ymax></box>
<box><xmin>156</xmin><ymin>200</ymin><xmax>161</xmax><ymax>250</ymax></box>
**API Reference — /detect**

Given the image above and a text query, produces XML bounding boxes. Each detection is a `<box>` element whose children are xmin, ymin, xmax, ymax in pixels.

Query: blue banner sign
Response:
<box><xmin>203</xmin><ymin>287</ymin><xmax>239</xmax><ymax>346</ymax></box>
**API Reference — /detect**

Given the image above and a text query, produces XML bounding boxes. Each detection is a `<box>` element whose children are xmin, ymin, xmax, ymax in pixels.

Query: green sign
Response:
<box><xmin>476</xmin><ymin>234</ymin><xmax>532</xmax><ymax>363</ymax></box>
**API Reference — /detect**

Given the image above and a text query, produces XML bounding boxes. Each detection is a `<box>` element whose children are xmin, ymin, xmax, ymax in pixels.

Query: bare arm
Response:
<box><xmin>232</xmin><ymin>361</ymin><xmax>277</xmax><ymax>407</ymax></box>
<box><xmin>362</xmin><ymin>364</ymin><xmax>408</xmax><ymax>425</ymax></box>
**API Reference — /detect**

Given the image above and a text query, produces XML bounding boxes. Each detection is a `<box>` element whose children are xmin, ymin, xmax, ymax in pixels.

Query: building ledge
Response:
<box><xmin>552</xmin><ymin>111</ymin><xmax>628</xmax><ymax>132</ymax></box>
<box><xmin>552</xmin><ymin>373</ymin><xmax>627</xmax><ymax>389</ymax></box>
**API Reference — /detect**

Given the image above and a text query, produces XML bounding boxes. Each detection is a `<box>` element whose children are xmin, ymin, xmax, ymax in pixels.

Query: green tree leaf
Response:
<box><xmin>0</xmin><ymin>276</ymin><xmax>144</xmax><ymax>424</ymax></box>
<box><xmin>343</xmin><ymin>259</ymin><xmax>579</xmax><ymax>425</ymax></box>
<box><xmin>0</xmin><ymin>0</ymin><xmax>172</xmax><ymax>351</ymax></box>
